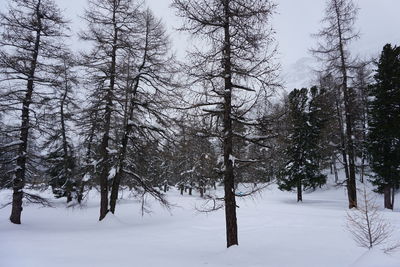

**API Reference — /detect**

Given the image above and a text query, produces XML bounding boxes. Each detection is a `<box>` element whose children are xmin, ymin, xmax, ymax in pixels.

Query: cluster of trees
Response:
<box><xmin>0</xmin><ymin>0</ymin><xmax>279</xmax><ymax>248</ymax></box>
<box><xmin>0</xmin><ymin>0</ymin><xmax>398</xmax><ymax>248</ymax></box>
<box><xmin>276</xmin><ymin>0</ymin><xmax>400</xmax><ymax>212</ymax></box>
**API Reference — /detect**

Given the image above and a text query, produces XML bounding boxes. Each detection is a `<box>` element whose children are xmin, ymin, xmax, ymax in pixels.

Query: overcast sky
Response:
<box><xmin>2</xmin><ymin>0</ymin><xmax>400</xmax><ymax>88</ymax></box>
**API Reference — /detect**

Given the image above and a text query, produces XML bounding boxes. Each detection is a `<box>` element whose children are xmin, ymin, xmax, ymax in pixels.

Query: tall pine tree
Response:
<box><xmin>368</xmin><ymin>44</ymin><xmax>400</xmax><ymax>210</ymax></box>
<box><xmin>278</xmin><ymin>88</ymin><xmax>327</xmax><ymax>202</ymax></box>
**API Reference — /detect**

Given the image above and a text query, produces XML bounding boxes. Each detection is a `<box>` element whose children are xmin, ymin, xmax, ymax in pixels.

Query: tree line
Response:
<box><xmin>0</xmin><ymin>0</ymin><xmax>399</xmax><ymax>248</ymax></box>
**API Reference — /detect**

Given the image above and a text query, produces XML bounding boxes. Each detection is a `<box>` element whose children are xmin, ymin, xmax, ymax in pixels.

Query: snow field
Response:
<box><xmin>1</xmin><ymin>184</ymin><xmax>400</xmax><ymax>267</ymax></box>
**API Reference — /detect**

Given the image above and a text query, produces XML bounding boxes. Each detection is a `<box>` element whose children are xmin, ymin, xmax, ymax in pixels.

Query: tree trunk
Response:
<box><xmin>77</xmin><ymin>181</ymin><xmax>85</xmax><ymax>204</ymax></box>
<box><xmin>61</xmin><ymin>58</ymin><xmax>71</xmax><ymax>203</ymax></box>
<box><xmin>384</xmin><ymin>185</ymin><xmax>393</xmax><ymax>210</ymax></box>
<box><xmin>332</xmin><ymin>155</ymin><xmax>339</xmax><ymax>184</ymax></box>
<box><xmin>66</xmin><ymin>192</ymin><xmax>73</xmax><ymax>203</ymax></box>
<box><xmin>360</xmin><ymin>157</ymin><xmax>365</xmax><ymax>183</ymax></box>
<box><xmin>188</xmin><ymin>187</ymin><xmax>192</xmax><ymax>195</ymax></box>
<box><xmin>335</xmin><ymin>95</ymin><xmax>350</xmax><ymax>184</ymax></box>
<box><xmin>99</xmin><ymin>0</ymin><xmax>119</xmax><ymax>221</ymax></box>
<box><xmin>223</xmin><ymin>0</ymin><xmax>238</xmax><ymax>248</ymax></box>
<box><xmin>334</xmin><ymin>1</ymin><xmax>357</xmax><ymax>208</ymax></box>
<box><xmin>10</xmin><ymin>1</ymin><xmax>42</xmax><ymax>224</ymax></box>
<box><xmin>297</xmin><ymin>178</ymin><xmax>302</xmax><ymax>202</ymax></box>
<box><xmin>110</xmin><ymin>17</ymin><xmax>150</xmax><ymax>214</ymax></box>
<box><xmin>99</xmin><ymin>0</ymin><xmax>119</xmax><ymax>220</ymax></box>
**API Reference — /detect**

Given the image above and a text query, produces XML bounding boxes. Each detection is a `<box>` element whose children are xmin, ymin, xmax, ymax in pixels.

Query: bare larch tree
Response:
<box><xmin>43</xmin><ymin>51</ymin><xmax>79</xmax><ymax>203</ymax></box>
<box><xmin>80</xmin><ymin>0</ymin><xmax>141</xmax><ymax>221</ymax></box>
<box><xmin>312</xmin><ymin>0</ymin><xmax>359</xmax><ymax>208</ymax></box>
<box><xmin>346</xmin><ymin>186</ymin><xmax>392</xmax><ymax>249</ymax></box>
<box><xmin>109</xmin><ymin>9</ymin><xmax>177</xmax><ymax>214</ymax></box>
<box><xmin>172</xmin><ymin>0</ymin><xmax>279</xmax><ymax>247</ymax></box>
<box><xmin>0</xmin><ymin>0</ymin><xmax>68</xmax><ymax>224</ymax></box>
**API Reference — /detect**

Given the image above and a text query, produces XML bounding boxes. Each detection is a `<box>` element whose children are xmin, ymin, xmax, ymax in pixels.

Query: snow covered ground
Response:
<box><xmin>1</xmin><ymin>182</ymin><xmax>400</xmax><ymax>267</ymax></box>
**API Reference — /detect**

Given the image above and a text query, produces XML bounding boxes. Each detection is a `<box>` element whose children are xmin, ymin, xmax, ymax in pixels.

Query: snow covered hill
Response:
<box><xmin>1</xmin><ymin>181</ymin><xmax>400</xmax><ymax>267</ymax></box>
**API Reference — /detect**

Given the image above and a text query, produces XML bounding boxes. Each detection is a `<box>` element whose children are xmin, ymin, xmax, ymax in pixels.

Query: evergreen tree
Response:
<box><xmin>278</xmin><ymin>88</ymin><xmax>327</xmax><ymax>202</ymax></box>
<box><xmin>368</xmin><ymin>44</ymin><xmax>400</xmax><ymax>210</ymax></box>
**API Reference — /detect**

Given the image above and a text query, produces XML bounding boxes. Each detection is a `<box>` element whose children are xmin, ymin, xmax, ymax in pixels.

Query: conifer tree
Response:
<box><xmin>368</xmin><ymin>44</ymin><xmax>400</xmax><ymax>210</ymax></box>
<box><xmin>79</xmin><ymin>0</ymin><xmax>142</xmax><ymax>220</ymax></box>
<box><xmin>312</xmin><ymin>0</ymin><xmax>360</xmax><ymax>208</ymax></box>
<box><xmin>43</xmin><ymin>51</ymin><xmax>79</xmax><ymax>203</ymax></box>
<box><xmin>278</xmin><ymin>88</ymin><xmax>327</xmax><ymax>202</ymax></box>
<box><xmin>0</xmin><ymin>0</ymin><xmax>69</xmax><ymax>224</ymax></box>
<box><xmin>172</xmin><ymin>0</ymin><xmax>279</xmax><ymax>247</ymax></box>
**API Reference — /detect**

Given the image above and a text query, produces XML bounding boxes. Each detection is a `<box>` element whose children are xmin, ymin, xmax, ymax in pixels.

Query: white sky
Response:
<box><xmin>2</xmin><ymin>0</ymin><xmax>400</xmax><ymax>88</ymax></box>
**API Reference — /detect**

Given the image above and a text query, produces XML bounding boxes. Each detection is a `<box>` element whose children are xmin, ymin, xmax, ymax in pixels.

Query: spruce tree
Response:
<box><xmin>278</xmin><ymin>88</ymin><xmax>327</xmax><ymax>202</ymax></box>
<box><xmin>368</xmin><ymin>44</ymin><xmax>400</xmax><ymax>210</ymax></box>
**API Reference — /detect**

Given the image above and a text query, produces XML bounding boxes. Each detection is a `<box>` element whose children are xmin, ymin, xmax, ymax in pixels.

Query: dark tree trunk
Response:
<box><xmin>60</xmin><ymin>59</ymin><xmax>72</xmax><ymax>203</ymax></box>
<box><xmin>335</xmin><ymin>95</ymin><xmax>350</xmax><ymax>183</ymax></box>
<box><xmin>332</xmin><ymin>155</ymin><xmax>339</xmax><ymax>184</ymax></box>
<box><xmin>99</xmin><ymin>0</ymin><xmax>119</xmax><ymax>220</ymax></box>
<box><xmin>391</xmin><ymin>186</ymin><xmax>395</xmax><ymax>210</ymax></box>
<box><xmin>223</xmin><ymin>0</ymin><xmax>238</xmax><ymax>248</ymax></box>
<box><xmin>360</xmin><ymin>157</ymin><xmax>365</xmax><ymax>183</ymax></box>
<box><xmin>66</xmin><ymin>193</ymin><xmax>73</xmax><ymax>203</ymax></box>
<box><xmin>10</xmin><ymin>1</ymin><xmax>42</xmax><ymax>224</ymax></box>
<box><xmin>188</xmin><ymin>187</ymin><xmax>192</xmax><ymax>195</ymax></box>
<box><xmin>334</xmin><ymin>1</ymin><xmax>357</xmax><ymax>208</ymax></box>
<box><xmin>344</xmin><ymin>100</ymin><xmax>357</xmax><ymax>209</ymax></box>
<box><xmin>180</xmin><ymin>185</ymin><xmax>184</xmax><ymax>195</ymax></box>
<box><xmin>77</xmin><ymin>181</ymin><xmax>85</xmax><ymax>204</ymax></box>
<box><xmin>297</xmin><ymin>178</ymin><xmax>303</xmax><ymax>202</ymax></box>
<box><xmin>384</xmin><ymin>185</ymin><xmax>393</xmax><ymax>210</ymax></box>
<box><xmin>200</xmin><ymin>187</ymin><xmax>204</xmax><ymax>198</ymax></box>
<box><xmin>110</xmin><ymin>18</ymin><xmax>150</xmax><ymax>214</ymax></box>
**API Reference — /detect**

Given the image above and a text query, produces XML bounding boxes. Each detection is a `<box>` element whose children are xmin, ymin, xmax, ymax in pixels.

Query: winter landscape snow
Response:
<box><xmin>1</xmin><ymin>0</ymin><xmax>400</xmax><ymax>266</ymax></box>
<box><xmin>1</xmin><ymin>179</ymin><xmax>400</xmax><ymax>267</ymax></box>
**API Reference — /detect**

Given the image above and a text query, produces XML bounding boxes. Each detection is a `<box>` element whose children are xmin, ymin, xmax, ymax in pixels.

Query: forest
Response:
<box><xmin>0</xmin><ymin>0</ymin><xmax>399</xmax><ymax>266</ymax></box>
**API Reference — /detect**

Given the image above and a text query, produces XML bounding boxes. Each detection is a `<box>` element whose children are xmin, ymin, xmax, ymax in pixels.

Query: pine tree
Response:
<box><xmin>278</xmin><ymin>88</ymin><xmax>327</xmax><ymax>202</ymax></box>
<box><xmin>368</xmin><ymin>44</ymin><xmax>400</xmax><ymax>210</ymax></box>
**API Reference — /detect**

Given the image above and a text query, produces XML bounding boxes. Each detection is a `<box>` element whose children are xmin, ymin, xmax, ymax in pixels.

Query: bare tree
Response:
<box><xmin>172</xmin><ymin>0</ymin><xmax>279</xmax><ymax>247</ymax></box>
<box><xmin>109</xmin><ymin>9</ymin><xmax>177</xmax><ymax>214</ymax></box>
<box><xmin>79</xmin><ymin>0</ymin><xmax>142</xmax><ymax>221</ymax></box>
<box><xmin>346</xmin><ymin>187</ymin><xmax>392</xmax><ymax>249</ymax></box>
<box><xmin>0</xmin><ymin>0</ymin><xmax>68</xmax><ymax>224</ymax></box>
<box><xmin>42</xmin><ymin>51</ymin><xmax>79</xmax><ymax>203</ymax></box>
<box><xmin>312</xmin><ymin>0</ymin><xmax>360</xmax><ymax>208</ymax></box>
